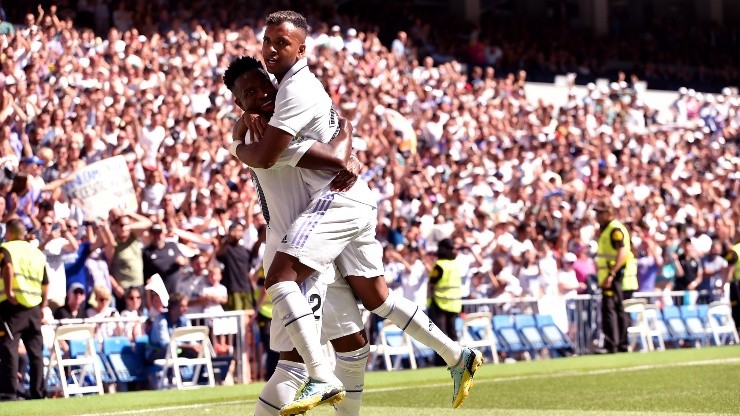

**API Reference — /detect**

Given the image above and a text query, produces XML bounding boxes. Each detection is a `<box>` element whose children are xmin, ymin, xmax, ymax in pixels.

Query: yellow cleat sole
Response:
<box><xmin>279</xmin><ymin>390</ymin><xmax>346</xmax><ymax>416</ymax></box>
<box><xmin>453</xmin><ymin>350</ymin><xmax>483</xmax><ymax>409</ymax></box>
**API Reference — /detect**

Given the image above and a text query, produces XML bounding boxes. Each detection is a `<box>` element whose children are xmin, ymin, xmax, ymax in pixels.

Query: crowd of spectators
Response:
<box><xmin>0</xmin><ymin>1</ymin><xmax>738</xmax><ymax>373</ymax></box>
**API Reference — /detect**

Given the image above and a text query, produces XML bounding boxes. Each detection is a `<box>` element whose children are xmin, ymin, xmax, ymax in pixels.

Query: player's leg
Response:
<box><xmin>268</xmin><ymin>195</ymin><xmax>368</xmax><ymax>393</ymax></box>
<box><xmin>255</xmin><ymin>353</ymin><xmax>307</xmax><ymax>416</ymax></box>
<box><xmin>264</xmin><ymin>252</ymin><xmax>339</xmax><ymax>385</ymax></box>
<box><xmin>323</xmin><ymin>278</ymin><xmax>369</xmax><ymax>416</ymax></box>
<box><xmin>338</xmin><ymin>217</ymin><xmax>481</xmax><ymax>408</ymax></box>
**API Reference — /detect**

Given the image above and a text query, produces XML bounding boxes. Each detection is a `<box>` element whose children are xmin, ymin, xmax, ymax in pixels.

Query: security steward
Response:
<box><xmin>724</xmin><ymin>243</ymin><xmax>740</xmax><ymax>332</ymax></box>
<box><xmin>0</xmin><ymin>219</ymin><xmax>48</xmax><ymax>400</ymax></box>
<box><xmin>428</xmin><ymin>238</ymin><xmax>462</xmax><ymax>366</ymax></box>
<box><xmin>594</xmin><ymin>201</ymin><xmax>637</xmax><ymax>354</ymax></box>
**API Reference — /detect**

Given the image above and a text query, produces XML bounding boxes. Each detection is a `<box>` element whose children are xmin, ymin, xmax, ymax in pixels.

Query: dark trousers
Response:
<box><xmin>428</xmin><ymin>301</ymin><xmax>459</xmax><ymax>366</ymax></box>
<box><xmin>601</xmin><ymin>273</ymin><xmax>629</xmax><ymax>353</ymax></box>
<box><xmin>257</xmin><ymin>313</ymin><xmax>279</xmax><ymax>380</ymax></box>
<box><xmin>0</xmin><ymin>301</ymin><xmax>44</xmax><ymax>399</ymax></box>
<box><xmin>730</xmin><ymin>280</ymin><xmax>740</xmax><ymax>332</ymax></box>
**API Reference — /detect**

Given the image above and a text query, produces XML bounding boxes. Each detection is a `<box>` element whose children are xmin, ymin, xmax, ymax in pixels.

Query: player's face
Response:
<box><xmin>233</xmin><ymin>69</ymin><xmax>277</xmax><ymax>116</ymax></box>
<box><xmin>262</xmin><ymin>22</ymin><xmax>306</xmax><ymax>79</ymax></box>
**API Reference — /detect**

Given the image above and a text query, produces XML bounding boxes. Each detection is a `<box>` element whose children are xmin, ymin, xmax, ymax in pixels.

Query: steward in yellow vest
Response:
<box><xmin>593</xmin><ymin>201</ymin><xmax>632</xmax><ymax>354</ymax></box>
<box><xmin>724</xmin><ymin>243</ymin><xmax>740</xmax><ymax>332</ymax></box>
<box><xmin>428</xmin><ymin>238</ymin><xmax>462</xmax><ymax>365</ymax></box>
<box><xmin>0</xmin><ymin>218</ymin><xmax>48</xmax><ymax>400</ymax></box>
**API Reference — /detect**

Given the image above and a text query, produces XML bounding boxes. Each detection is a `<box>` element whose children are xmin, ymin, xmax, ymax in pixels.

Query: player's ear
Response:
<box><xmin>298</xmin><ymin>42</ymin><xmax>306</xmax><ymax>57</ymax></box>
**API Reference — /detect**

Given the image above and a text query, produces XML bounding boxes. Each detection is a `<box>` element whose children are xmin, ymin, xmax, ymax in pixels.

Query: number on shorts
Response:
<box><xmin>309</xmin><ymin>293</ymin><xmax>322</xmax><ymax>321</ymax></box>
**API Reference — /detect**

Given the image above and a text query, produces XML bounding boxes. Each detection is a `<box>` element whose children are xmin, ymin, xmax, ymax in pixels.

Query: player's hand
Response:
<box><xmin>330</xmin><ymin>155</ymin><xmax>361</xmax><ymax>192</ymax></box>
<box><xmin>232</xmin><ymin>116</ymin><xmax>248</xmax><ymax>143</ymax></box>
<box><xmin>242</xmin><ymin>113</ymin><xmax>268</xmax><ymax>143</ymax></box>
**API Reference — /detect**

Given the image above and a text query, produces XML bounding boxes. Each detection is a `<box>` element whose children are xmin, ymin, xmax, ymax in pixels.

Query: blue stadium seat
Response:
<box><xmin>662</xmin><ymin>305</ymin><xmax>704</xmax><ymax>346</ymax></box>
<box><xmin>535</xmin><ymin>314</ymin><xmax>575</xmax><ymax>354</ymax></box>
<box><xmin>492</xmin><ymin>315</ymin><xmax>529</xmax><ymax>357</ymax></box>
<box><xmin>680</xmin><ymin>305</ymin><xmax>709</xmax><ymax>345</ymax></box>
<box><xmin>514</xmin><ymin>315</ymin><xmax>548</xmax><ymax>353</ymax></box>
<box><xmin>103</xmin><ymin>336</ymin><xmax>147</xmax><ymax>386</ymax></box>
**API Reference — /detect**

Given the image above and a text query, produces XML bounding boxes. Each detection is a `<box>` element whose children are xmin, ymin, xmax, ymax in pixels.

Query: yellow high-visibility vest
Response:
<box><xmin>430</xmin><ymin>259</ymin><xmax>462</xmax><ymax>313</ymax></box>
<box><xmin>732</xmin><ymin>243</ymin><xmax>740</xmax><ymax>281</ymax></box>
<box><xmin>596</xmin><ymin>220</ymin><xmax>637</xmax><ymax>291</ymax></box>
<box><xmin>0</xmin><ymin>240</ymin><xmax>46</xmax><ymax>308</ymax></box>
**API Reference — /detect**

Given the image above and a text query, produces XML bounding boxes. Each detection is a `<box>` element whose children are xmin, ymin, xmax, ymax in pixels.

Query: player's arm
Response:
<box><xmin>296</xmin><ymin>119</ymin><xmax>352</xmax><ymax>172</ymax></box>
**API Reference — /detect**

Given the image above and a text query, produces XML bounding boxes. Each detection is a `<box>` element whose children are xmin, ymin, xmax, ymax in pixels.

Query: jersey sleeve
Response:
<box><xmin>268</xmin><ymin>82</ymin><xmax>317</xmax><ymax>137</ymax></box>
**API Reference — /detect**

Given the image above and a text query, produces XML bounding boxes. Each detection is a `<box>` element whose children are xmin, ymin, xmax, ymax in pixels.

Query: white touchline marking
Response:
<box><xmin>81</xmin><ymin>357</ymin><xmax>740</xmax><ymax>416</ymax></box>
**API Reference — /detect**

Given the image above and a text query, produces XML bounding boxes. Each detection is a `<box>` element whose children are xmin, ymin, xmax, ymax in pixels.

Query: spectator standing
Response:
<box><xmin>634</xmin><ymin>233</ymin><xmax>663</xmax><ymax>293</ymax></box>
<box><xmin>215</xmin><ymin>223</ymin><xmax>254</xmax><ymax>312</ymax></box>
<box><xmin>38</xmin><ymin>217</ymin><xmax>78</xmax><ymax>311</ymax></box>
<box><xmin>142</xmin><ymin>223</ymin><xmax>187</xmax><ymax>296</ymax></box>
<box><xmin>107</xmin><ymin>210</ymin><xmax>152</xmax><ymax>311</ymax></box>
<box><xmin>701</xmin><ymin>241</ymin><xmax>728</xmax><ymax>303</ymax></box>
<box><xmin>214</xmin><ymin>222</ymin><xmax>254</xmax><ymax>381</ymax></box>
<box><xmin>0</xmin><ymin>218</ymin><xmax>47</xmax><ymax>401</ymax></box>
<box><xmin>676</xmin><ymin>241</ymin><xmax>704</xmax><ymax>304</ymax></box>
<box><xmin>594</xmin><ymin>201</ymin><xmax>637</xmax><ymax>354</ymax></box>
<box><xmin>254</xmin><ymin>266</ymin><xmax>279</xmax><ymax>381</ymax></box>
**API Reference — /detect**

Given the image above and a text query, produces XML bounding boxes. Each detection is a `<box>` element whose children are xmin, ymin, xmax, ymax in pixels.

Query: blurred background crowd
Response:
<box><xmin>0</xmin><ymin>0</ymin><xmax>738</xmax><ymax>358</ymax></box>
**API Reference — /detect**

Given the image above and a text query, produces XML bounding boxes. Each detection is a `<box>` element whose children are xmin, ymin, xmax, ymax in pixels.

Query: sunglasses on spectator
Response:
<box><xmin>73</xmin><ymin>289</ymin><xmax>85</xmax><ymax>295</ymax></box>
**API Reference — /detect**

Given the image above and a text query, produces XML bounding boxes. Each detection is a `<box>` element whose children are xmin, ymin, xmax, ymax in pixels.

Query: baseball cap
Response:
<box><xmin>68</xmin><ymin>282</ymin><xmax>86</xmax><ymax>294</ymax></box>
<box><xmin>346</xmin><ymin>28</ymin><xmax>357</xmax><ymax>37</ymax></box>
<box><xmin>592</xmin><ymin>200</ymin><xmax>613</xmax><ymax>212</ymax></box>
<box><xmin>24</xmin><ymin>155</ymin><xmax>45</xmax><ymax>165</ymax></box>
<box><xmin>563</xmin><ymin>252</ymin><xmax>577</xmax><ymax>263</ymax></box>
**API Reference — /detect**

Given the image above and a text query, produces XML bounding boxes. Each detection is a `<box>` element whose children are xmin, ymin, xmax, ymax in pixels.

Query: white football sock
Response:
<box><xmin>372</xmin><ymin>291</ymin><xmax>462</xmax><ymax>366</ymax></box>
<box><xmin>333</xmin><ymin>343</ymin><xmax>370</xmax><ymax>416</ymax></box>
<box><xmin>267</xmin><ymin>281</ymin><xmax>337</xmax><ymax>383</ymax></box>
<box><xmin>254</xmin><ymin>360</ymin><xmax>307</xmax><ymax>416</ymax></box>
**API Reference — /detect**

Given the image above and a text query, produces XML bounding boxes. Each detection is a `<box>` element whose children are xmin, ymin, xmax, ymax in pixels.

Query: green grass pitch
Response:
<box><xmin>4</xmin><ymin>346</ymin><xmax>739</xmax><ymax>416</ymax></box>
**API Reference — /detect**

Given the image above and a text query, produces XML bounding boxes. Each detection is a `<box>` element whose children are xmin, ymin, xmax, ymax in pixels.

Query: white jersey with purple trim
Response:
<box><xmin>237</xmin><ymin>131</ymin><xmax>364</xmax><ymax>351</ymax></box>
<box><xmin>269</xmin><ymin>58</ymin><xmax>375</xmax><ymax>206</ymax></box>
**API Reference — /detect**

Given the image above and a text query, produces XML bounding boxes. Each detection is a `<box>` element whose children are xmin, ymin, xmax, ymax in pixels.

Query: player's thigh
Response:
<box><xmin>280</xmin><ymin>199</ymin><xmax>368</xmax><ymax>274</ymax></box>
<box><xmin>334</xmin><ymin>215</ymin><xmax>385</xmax><ymax>279</ymax></box>
<box><xmin>320</xmin><ymin>278</ymin><xmax>366</xmax><ymax>351</ymax></box>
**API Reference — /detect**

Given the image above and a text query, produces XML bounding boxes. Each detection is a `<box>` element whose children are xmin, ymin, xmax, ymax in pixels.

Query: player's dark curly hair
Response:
<box><xmin>265</xmin><ymin>10</ymin><xmax>309</xmax><ymax>33</ymax></box>
<box><xmin>223</xmin><ymin>56</ymin><xmax>263</xmax><ymax>90</ymax></box>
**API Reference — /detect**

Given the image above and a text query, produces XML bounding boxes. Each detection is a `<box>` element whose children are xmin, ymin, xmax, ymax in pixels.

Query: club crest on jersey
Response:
<box><xmin>291</xmin><ymin>134</ymin><xmax>308</xmax><ymax>144</ymax></box>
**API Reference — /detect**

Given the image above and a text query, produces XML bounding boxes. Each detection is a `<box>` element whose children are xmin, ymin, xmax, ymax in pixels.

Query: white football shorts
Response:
<box><xmin>278</xmin><ymin>188</ymin><xmax>385</xmax><ymax>279</ymax></box>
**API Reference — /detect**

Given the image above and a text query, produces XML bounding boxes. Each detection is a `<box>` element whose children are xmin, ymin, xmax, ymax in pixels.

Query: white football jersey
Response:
<box><xmin>269</xmin><ymin>59</ymin><xmax>374</xmax><ymax>205</ymax></box>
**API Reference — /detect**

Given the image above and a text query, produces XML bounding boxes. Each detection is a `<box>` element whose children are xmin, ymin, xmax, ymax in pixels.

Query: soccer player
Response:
<box><xmin>230</xmin><ymin>11</ymin><xmax>482</xmax><ymax>414</ymax></box>
<box><xmin>224</xmin><ymin>57</ymin><xmax>368</xmax><ymax>416</ymax></box>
